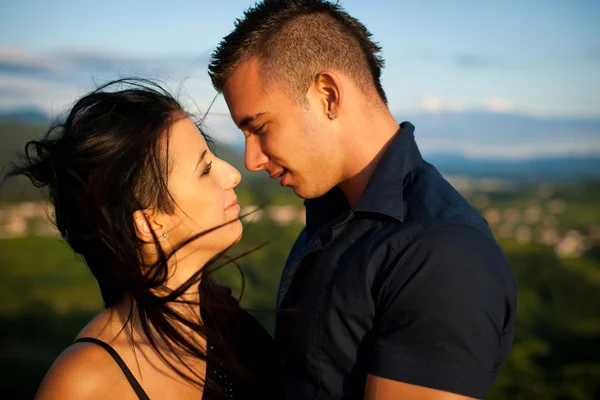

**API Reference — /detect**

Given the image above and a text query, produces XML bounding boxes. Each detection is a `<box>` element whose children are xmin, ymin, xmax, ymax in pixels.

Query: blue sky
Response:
<box><xmin>1</xmin><ymin>0</ymin><xmax>599</xmax><ymax>157</ymax></box>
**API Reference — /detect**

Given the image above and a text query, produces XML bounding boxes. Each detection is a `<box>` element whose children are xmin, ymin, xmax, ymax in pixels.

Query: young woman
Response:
<box><xmin>5</xmin><ymin>79</ymin><xmax>277</xmax><ymax>399</ymax></box>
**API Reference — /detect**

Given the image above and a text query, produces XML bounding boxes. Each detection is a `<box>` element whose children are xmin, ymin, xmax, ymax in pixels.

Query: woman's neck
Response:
<box><xmin>141</xmin><ymin>242</ymin><xmax>216</xmax><ymax>303</ymax></box>
<box><xmin>111</xmin><ymin>293</ymin><xmax>205</xmax><ymax>351</ymax></box>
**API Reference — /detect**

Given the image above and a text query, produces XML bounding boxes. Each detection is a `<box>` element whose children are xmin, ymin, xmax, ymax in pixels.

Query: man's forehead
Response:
<box><xmin>225</xmin><ymin>58</ymin><xmax>264</xmax><ymax>91</ymax></box>
<box><xmin>226</xmin><ymin>96</ymin><xmax>270</xmax><ymax>128</ymax></box>
<box><xmin>223</xmin><ymin>58</ymin><xmax>299</xmax><ymax>126</ymax></box>
<box><xmin>223</xmin><ymin>64</ymin><xmax>272</xmax><ymax>124</ymax></box>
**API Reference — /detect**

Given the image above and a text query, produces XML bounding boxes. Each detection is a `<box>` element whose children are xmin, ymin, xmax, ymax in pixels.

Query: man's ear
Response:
<box><xmin>133</xmin><ymin>210</ymin><xmax>166</xmax><ymax>243</ymax></box>
<box><xmin>312</xmin><ymin>69</ymin><xmax>344</xmax><ymax>120</ymax></box>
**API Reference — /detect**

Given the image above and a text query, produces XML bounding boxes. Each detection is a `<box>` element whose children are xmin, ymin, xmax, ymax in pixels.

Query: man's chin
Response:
<box><xmin>290</xmin><ymin>186</ymin><xmax>310</xmax><ymax>200</ymax></box>
<box><xmin>291</xmin><ymin>184</ymin><xmax>328</xmax><ymax>200</ymax></box>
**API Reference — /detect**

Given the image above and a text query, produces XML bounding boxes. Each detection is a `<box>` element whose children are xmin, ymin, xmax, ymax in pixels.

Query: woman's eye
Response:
<box><xmin>202</xmin><ymin>161</ymin><xmax>213</xmax><ymax>176</ymax></box>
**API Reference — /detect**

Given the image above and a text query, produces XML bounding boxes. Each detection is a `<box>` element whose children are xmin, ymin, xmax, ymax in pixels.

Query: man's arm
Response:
<box><xmin>366</xmin><ymin>224</ymin><xmax>516</xmax><ymax>399</ymax></box>
<box><xmin>365</xmin><ymin>375</ymin><xmax>476</xmax><ymax>400</ymax></box>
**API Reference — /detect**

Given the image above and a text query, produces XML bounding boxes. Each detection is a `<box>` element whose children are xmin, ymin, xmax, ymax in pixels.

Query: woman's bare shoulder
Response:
<box><xmin>35</xmin><ymin>308</ymin><xmax>136</xmax><ymax>400</ymax></box>
<box><xmin>35</xmin><ymin>339</ymin><xmax>130</xmax><ymax>399</ymax></box>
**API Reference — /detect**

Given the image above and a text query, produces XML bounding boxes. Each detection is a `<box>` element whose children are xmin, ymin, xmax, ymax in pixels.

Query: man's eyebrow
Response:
<box><xmin>194</xmin><ymin>149</ymin><xmax>208</xmax><ymax>172</ymax></box>
<box><xmin>238</xmin><ymin>112</ymin><xmax>269</xmax><ymax>129</ymax></box>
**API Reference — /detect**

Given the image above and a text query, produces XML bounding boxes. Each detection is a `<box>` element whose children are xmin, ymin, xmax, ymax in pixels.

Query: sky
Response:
<box><xmin>1</xmin><ymin>0</ymin><xmax>599</xmax><ymax>157</ymax></box>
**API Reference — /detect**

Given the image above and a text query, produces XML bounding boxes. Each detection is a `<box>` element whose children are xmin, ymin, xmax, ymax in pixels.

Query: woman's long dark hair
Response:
<box><xmin>2</xmin><ymin>78</ymin><xmax>257</xmax><ymax>396</ymax></box>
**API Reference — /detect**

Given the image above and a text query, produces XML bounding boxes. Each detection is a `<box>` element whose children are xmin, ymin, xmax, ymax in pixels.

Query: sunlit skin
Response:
<box><xmin>135</xmin><ymin>116</ymin><xmax>243</xmax><ymax>294</ymax></box>
<box><xmin>223</xmin><ymin>58</ymin><xmax>343</xmax><ymax>200</ymax></box>
<box><xmin>364</xmin><ymin>376</ymin><xmax>476</xmax><ymax>400</ymax></box>
<box><xmin>223</xmin><ymin>57</ymin><xmax>400</xmax><ymax>206</ymax></box>
<box><xmin>223</xmin><ymin>58</ymin><xmax>477</xmax><ymax>400</ymax></box>
<box><xmin>35</xmin><ymin>116</ymin><xmax>243</xmax><ymax>400</ymax></box>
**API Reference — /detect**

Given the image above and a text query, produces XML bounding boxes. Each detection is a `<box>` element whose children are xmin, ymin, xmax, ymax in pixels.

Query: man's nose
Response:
<box><xmin>244</xmin><ymin>137</ymin><xmax>268</xmax><ymax>172</ymax></box>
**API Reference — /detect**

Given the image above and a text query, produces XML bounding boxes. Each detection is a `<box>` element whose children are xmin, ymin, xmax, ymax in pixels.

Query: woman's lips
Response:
<box><xmin>225</xmin><ymin>198</ymin><xmax>240</xmax><ymax>211</ymax></box>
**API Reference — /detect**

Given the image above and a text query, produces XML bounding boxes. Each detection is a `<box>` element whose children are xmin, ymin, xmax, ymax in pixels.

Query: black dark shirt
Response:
<box><xmin>275</xmin><ymin>122</ymin><xmax>517</xmax><ymax>399</ymax></box>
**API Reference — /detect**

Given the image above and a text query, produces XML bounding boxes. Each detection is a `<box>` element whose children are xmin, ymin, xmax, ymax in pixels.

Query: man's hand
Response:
<box><xmin>364</xmin><ymin>374</ymin><xmax>477</xmax><ymax>400</ymax></box>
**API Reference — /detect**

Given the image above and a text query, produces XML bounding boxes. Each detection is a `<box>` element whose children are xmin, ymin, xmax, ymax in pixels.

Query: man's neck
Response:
<box><xmin>338</xmin><ymin>112</ymin><xmax>401</xmax><ymax>208</ymax></box>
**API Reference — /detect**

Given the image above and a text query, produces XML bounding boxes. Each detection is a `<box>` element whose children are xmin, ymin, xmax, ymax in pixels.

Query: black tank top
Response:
<box><xmin>73</xmin><ymin>337</ymin><xmax>151</xmax><ymax>399</ymax></box>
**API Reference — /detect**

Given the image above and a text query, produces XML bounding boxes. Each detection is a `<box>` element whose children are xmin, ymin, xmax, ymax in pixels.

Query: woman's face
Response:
<box><xmin>160</xmin><ymin>116</ymin><xmax>242</xmax><ymax>256</ymax></box>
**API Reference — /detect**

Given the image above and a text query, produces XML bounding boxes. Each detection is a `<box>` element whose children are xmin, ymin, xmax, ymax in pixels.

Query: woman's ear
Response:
<box><xmin>133</xmin><ymin>210</ymin><xmax>167</xmax><ymax>243</ymax></box>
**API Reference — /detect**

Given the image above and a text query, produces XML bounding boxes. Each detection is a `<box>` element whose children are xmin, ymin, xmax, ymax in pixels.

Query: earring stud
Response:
<box><xmin>328</xmin><ymin>112</ymin><xmax>335</xmax><ymax>120</ymax></box>
<box><xmin>162</xmin><ymin>232</ymin><xmax>168</xmax><ymax>239</ymax></box>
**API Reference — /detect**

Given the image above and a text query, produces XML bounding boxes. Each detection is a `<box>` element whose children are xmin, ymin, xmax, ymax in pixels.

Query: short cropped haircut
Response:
<box><xmin>208</xmin><ymin>0</ymin><xmax>387</xmax><ymax>105</ymax></box>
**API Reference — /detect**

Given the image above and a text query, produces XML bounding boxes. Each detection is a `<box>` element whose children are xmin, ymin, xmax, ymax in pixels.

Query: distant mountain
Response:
<box><xmin>424</xmin><ymin>152</ymin><xmax>600</xmax><ymax>181</ymax></box>
<box><xmin>400</xmin><ymin>111</ymin><xmax>600</xmax><ymax>160</ymax></box>
<box><xmin>0</xmin><ymin>108</ymin><xmax>49</xmax><ymax>123</ymax></box>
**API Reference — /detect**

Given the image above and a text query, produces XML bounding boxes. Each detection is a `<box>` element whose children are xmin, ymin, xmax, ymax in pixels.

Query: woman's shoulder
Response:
<box><xmin>35</xmin><ymin>309</ymin><xmax>139</xmax><ymax>400</ymax></box>
<box><xmin>35</xmin><ymin>338</ymin><xmax>131</xmax><ymax>399</ymax></box>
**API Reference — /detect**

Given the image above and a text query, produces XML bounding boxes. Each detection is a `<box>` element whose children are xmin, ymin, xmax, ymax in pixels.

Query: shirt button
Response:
<box><xmin>279</xmin><ymin>357</ymin><xmax>286</xmax><ymax>367</ymax></box>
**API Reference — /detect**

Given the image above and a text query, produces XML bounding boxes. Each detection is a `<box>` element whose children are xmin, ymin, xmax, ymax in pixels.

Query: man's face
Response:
<box><xmin>222</xmin><ymin>58</ymin><xmax>342</xmax><ymax>199</ymax></box>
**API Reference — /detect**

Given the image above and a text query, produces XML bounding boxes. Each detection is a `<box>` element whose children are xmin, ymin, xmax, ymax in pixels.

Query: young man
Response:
<box><xmin>209</xmin><ymin>1</ymin><xmax>516</xmax><ymax>399</ymax></box>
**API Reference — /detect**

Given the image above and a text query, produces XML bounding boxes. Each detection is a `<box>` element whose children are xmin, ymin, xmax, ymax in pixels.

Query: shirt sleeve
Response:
<box><xmin>368</xmin><ymin>224</ymin><xmax>517</xmax><ymax>399</ymax></box>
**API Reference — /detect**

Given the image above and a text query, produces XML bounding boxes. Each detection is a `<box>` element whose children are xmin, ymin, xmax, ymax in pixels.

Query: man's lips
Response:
<box><xmin>268</xmin><ymin>168</ymin><xmax>289</xmax><ymax>186</ymax></box>
<box><xmin>269</xmin><ymin>170</ymin><xmax>286</xmax><ymax>179</ymax></box>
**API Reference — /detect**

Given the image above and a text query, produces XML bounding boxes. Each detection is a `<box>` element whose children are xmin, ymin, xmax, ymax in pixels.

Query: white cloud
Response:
<box><xmin>485</xmin><ymin>96</ymin><xmax>513</xmax><ymax>113</ymax></box>
<box><xmin>0</xmin><ymin>46</ymin><xmax>218</xmax><ymax>114</ymax></box>
<box><xmin>0</xmin><ymin>46</ymin><xmax>75</xmax><ymax>74</ymax></box>
<box><xmin>0</xmin><ymin>51</ymin><xmax>239</xmax><ymax>144</ymax></box>
<box><xmin>0</xmin><ymin>75</ymin><xmax>82</xmax><ymax>114</ymax></box>
<box><xmin>0</xmin><ymin>47</ymin><xmax>37</xmax><ymax>63</ymax></box>
<box><xmin>422</xmin><ymin>95</ymin><xmax>444</xmax><ymax>112</ymax></box>
<box><xmin>421</xmin><ymin>95</ymin><xmax>467</xmax><ymax>112</ymax></box>
<box><xmin>419</xmin><ymin>94</ymin><xmax>520</xmax><ymax>115</ymax></box>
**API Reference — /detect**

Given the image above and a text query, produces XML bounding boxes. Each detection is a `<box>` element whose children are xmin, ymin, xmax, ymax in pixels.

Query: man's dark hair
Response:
<box><xmin>208</xmin><ymin>0</ymin><xmax>387</xmax><ymax>105</ymax></box>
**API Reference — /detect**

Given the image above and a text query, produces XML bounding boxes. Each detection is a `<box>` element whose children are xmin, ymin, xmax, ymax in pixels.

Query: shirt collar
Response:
<box><xmin>354</xmin><ymin>121</ymin><xmax>421</xmax><ymax>221</ymax></box>
<box><xmin>305</xmin><ymin>121</ymin><xmax>423</xmax><ymax>238</ymax></box>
